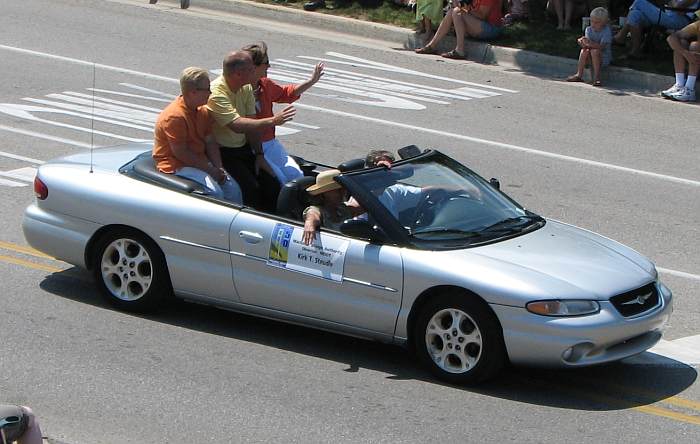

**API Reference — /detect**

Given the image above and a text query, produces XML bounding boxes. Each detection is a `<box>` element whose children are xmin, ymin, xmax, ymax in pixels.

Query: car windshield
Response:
<box><xmin>342</xmin><ymin>152</ymin><xmax>544</xmax><ymax>246</ymax></box>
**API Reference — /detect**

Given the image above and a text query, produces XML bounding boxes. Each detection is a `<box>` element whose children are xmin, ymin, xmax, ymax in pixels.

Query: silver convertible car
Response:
<box><xmin>23</xmin><ymin>143</ymin><xmax>673</xmax><ymax>384</ymax></box>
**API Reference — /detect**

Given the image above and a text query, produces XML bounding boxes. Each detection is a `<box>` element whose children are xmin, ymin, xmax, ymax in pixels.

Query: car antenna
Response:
<box><xmin>89</xmin><ymin>62</ymin><xmax>96</xmax><ymax>174</ymax></box>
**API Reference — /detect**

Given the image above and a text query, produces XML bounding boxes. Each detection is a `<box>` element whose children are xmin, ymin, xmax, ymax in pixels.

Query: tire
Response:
<box><xmin>413</xmin><ymin>292</ymin><xmax>505</xmax><ymax>385</ymax></box>
<box><xmin>92</xmin><ymin>228</ymin><xmax>171</xmax><ymax>312</ymax></box>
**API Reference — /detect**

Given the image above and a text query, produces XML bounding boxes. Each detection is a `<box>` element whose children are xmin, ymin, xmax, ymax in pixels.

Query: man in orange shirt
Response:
<box><xmin>153</xmin><ymin>67</ymin><xmax>242</xmax><ymax>203</ymax></box>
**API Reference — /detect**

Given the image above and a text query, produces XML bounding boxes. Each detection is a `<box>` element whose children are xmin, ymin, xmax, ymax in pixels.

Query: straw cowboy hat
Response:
<box><xmin>306</xmin><ymin>169</ymin><xmax>342</xmax><ymax>196</ymax></box>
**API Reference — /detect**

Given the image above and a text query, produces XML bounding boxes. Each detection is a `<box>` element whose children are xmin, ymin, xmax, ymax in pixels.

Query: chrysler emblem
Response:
<box><xmin>621</xmin><ymin>291</ymin><xmax>653</xmax><ymax>306</ymax></box>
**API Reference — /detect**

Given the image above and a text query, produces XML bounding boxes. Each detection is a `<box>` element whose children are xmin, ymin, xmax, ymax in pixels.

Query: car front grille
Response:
<box><xmin>609</xmin><ymin>283</ymin><xmax>660</xmax><ymax>317</ymax></box>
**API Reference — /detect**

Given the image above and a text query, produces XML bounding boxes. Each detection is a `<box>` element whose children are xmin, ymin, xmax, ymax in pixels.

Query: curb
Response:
<box><xmin>158</xmin><ymin>0</ymin><xmax>673</xmax><ymax>92</ymax></box>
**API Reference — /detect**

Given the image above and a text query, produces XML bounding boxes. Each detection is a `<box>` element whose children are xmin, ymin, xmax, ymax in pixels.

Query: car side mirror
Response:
<box><xmin>340</xmin><ymin>219</ymin><xmax>385</xmax><ymax>243</ymax></box>
<box><xmin>489</xmin><ymin>178</ymin><xmax>500</xmax><ymax>190</ymax></box>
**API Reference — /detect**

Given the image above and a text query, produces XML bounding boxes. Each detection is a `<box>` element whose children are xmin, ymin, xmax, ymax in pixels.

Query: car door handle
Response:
<box><xmin>239</xmin><ymin>231</ymin><xmax>264</xmax><ymax>244</ymax></box>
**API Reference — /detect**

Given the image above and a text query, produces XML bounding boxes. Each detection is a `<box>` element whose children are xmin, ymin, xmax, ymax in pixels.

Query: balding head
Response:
<box><xmin>222</xmin><ymin>51</ymin><xmax>253</xmax><ymax>76</ymax></box>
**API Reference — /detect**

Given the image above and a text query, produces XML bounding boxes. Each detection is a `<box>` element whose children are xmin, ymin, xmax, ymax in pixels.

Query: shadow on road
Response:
<box><xmin>40</xmin><ymin>267</ymin><xmax>697</xmax><ymax>412</ymax></box>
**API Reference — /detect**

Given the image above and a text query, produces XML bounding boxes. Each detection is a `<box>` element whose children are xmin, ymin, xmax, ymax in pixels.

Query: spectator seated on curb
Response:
<box><xmin>503</xmin><ymin>0</ymin><xmax>529</xmax><ymax>26</ymax></box>
<box><xmin>661</xmin><ymin>20</ymin><xmax>700</xmax><ymax>101</ymax></box>
<box><xmin>415</xmin><ymin>0</ymin><xmax>504</xmax><ymax>60</ymax></box>
<box><xmin>567</xmin><ymin>6</ymin><xmax>613</xmax><ymax>86</ymax></box>
<box><xmin>547</xmin><ymin>0</ymin><xmax>590</xmax><ymax>30</ymax></box>
<box><xmin>0</xmin><ymin>404</ymin><xmax>42</xmax><ymax>444</ymax></box>
<box><xmin>613</xmin><ymin>0</ymin><xmax>700</xmax><ymax>58</ymax></box>
<box><xmin>415</xmin><ymin>0</ymin><xmax>444</xmax><ymax>43</ymax></box>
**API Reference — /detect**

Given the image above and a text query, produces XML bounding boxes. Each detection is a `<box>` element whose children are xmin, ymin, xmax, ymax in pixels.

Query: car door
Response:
<box><xmin>228</xmin><ymin>211</ymin><xmax>404</xmax><ymax>336</ymax></box>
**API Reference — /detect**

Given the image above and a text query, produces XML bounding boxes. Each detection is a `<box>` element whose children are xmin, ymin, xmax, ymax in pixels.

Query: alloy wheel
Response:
<box><xmin>100</xmin><ymin>238</ymin><xmax>153</xmax><ymax>301</ymax></box>
<box><xmin>425</xmin><ymin>308</ymin><xmax>482</xmax><ymax>374</ymax></box>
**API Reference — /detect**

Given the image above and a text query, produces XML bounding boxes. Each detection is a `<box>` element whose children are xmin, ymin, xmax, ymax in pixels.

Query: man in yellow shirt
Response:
<box><xmin>207</xmin><ymin>51</ymin><xmax>296</xmax><ymax>211</ymax></box>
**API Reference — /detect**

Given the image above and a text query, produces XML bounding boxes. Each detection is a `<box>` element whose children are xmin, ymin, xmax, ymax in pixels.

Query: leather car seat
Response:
<box><xmin>130</xmin><ymin>155</ymin><xmax>205</xmax><ymax>194</ymax></box>
<box><xmin>276</xmin><ymin>176</ymin><xmax>316</xmax><ymax>220</ymax></box>
<box><xmin>337</xmin><ymin>158</ymin><xmax>365</xmax><ymax>172</ymax></box>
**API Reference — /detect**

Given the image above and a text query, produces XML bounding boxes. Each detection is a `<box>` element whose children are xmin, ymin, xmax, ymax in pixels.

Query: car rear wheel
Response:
<box><xmin>414</xmin><ymin>292</ymin><xmax>505</xmax><ymax>385</ymax></box>
<box><xmin>93</xmin><ymin>228</ymin><xmax>171</xmax><ymax>311</ymax></box>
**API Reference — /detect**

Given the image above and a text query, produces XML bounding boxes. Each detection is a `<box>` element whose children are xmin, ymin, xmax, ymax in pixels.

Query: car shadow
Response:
<box><xmin>40</xmin><ymin>267</ymin><xmax>697</xmax><ymax>412</ymax></box>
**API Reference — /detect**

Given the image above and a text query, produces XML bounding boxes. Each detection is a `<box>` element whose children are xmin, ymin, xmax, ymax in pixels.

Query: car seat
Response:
<box><xmin>129</xmin><ymin>154</ymin><xmax>206</xmax><ymax>194</ymax></box>
<box><xmin>337</xmin><ymin>158</ymin><xmax>365</xmax><ymax>172</ymax></box>
<box><xmin>276</xmin><ymin>176</ymin><xmax>316</xmax><ymax>220</ymax></box>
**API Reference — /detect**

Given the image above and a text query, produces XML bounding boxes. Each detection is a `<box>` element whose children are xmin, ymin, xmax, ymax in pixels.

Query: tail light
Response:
<box><xmin>34</xmin><ymin>176</ymin><xmax>48</xmax><ymax>200</ymax></box>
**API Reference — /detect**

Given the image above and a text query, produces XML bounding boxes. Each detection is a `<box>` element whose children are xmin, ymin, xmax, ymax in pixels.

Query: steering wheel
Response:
<box><xmin>410</xmin><ymin>189</ymin><xmax>447</xmax><ymax>232</ymax></box>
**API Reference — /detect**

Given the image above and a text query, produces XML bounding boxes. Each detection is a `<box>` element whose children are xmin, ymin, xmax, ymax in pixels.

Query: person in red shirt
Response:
<box><xmin>242</xmin><ymin>42</ymin><xmax>324</xmax><ymax>184</ymax></box>
<box><xmin>415</xmin><ymin>0</ymin><xmax>504</xmax><ymax>60</ymax></box>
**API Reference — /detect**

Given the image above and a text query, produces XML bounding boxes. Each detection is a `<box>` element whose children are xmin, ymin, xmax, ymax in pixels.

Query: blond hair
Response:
<box><xmin>179</xmin><ymin>67</ymin><xmax>209</xmax><ymax>94</ymax></box>
<box><xmin>590</xmin><ymin>7</ymin><xmax>609</xmax><ymax>22</ymax></box>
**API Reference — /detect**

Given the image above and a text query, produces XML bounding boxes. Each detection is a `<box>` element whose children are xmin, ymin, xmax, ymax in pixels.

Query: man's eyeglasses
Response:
<box><xmin>195</xmin><ymin>87</ymin><xmax>211</xmax><ymax>92</ymax></box>
<box><xmin>258</xmin><ymin>59</ymin><xmax>270</xmax><ymax>67</ymax></box>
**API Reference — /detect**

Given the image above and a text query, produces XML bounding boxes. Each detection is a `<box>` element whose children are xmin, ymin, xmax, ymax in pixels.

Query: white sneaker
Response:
<box><xmin>661</xmin><ymin>84</ymin><xmax>683</xmax><ymax>98</ymax></box>
<box><xmin>671</xmin><ymin>87</ymin><xmax>696</xmax><ymax>102</ymax></box>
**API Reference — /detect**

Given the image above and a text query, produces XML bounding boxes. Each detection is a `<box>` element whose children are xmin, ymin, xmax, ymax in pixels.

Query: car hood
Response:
<box><xmin>447</xmin><ymin>220</ymin><xmax>656</xmax><ymax>301</ymax></box>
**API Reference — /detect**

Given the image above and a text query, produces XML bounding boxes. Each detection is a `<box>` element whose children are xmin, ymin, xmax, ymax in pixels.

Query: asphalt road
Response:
<box><xmin>1</xmin><ymin>0</ymin><xmax>699</xmax><ymax>442</ymax></box>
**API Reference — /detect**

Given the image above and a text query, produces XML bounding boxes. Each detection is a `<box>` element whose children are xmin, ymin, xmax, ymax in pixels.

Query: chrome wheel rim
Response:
<box><xmin>425</xmin><ymin>308</ymin><xmax>482</xmax><ymax>374</ymax></box>
<box><xmin>100</xmin><ymin>238</ymin><xmax>153</xmax><ymax>301</ymax></box>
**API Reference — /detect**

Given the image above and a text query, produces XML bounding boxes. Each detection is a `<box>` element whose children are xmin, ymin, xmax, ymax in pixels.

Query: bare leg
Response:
<box><xmin>425</xmin><ymin>11</ymin><xmax>454</xmax><ymax>48</ymax></box>
<box><xmin>424</xmin><ymin>18</ymin><xmax>434</xmax><ymax>43</ymax></box>
<box><xmin>552</xmin><ymin>0</ymin><xmax>565</xmax><ymax>29</ymax></box>
<box><xmin>686</xmin><ymin>41</ymin><xmax>700</xmax><ymax>76</ymax></box>
<box><xmin>673</xmin><ymin>40</ymin><xmax>689</xmax><ymax>73</ymax></box>
<box><xmin>563</xmin><ymin>0</ymin><xmax>574</xmax><ymax>30</ymax></box>
<box><xmin>614</xmin><ymin>24</ymin><xmax>630</xmax><ymax>43</ymax></box>
<box><xmin>461</xmin><ymin>12</ymin><xmax>486</xmax><ymax>38</ymax></box>
<box><xmin>591</xmin><ymin>48</ymin><xmax>602</xmax><ymax>82</ymax></box>
<box><xmin>452</xmin><ymin>11</ymin><xmax>468</xmax><ymax>54</ymax></box>
<box><xmin>629</xmin><ymin>25</ymin><xmax>643</xmax><ymax>56</ymax></box>
<box><xmin>576</xmin><ymin>48</ymin><xmax>590</xmax><ymax>77</ymax></box>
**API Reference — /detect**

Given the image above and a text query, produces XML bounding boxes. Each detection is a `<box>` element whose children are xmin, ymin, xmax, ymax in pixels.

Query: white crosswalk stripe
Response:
<box><xmin>624</xmin><ymin>334</ymin><xmax>700</xmax><ymax>367</ymax></box>
<box><xmin>0</xmin><ymin>167</ymin><xmax>37</xmax><ymax>187</ymax></box>
<box><xmin>0</xmin><ymin>177</ymin><xmax>25</xmax><ymax>187</ymax></box>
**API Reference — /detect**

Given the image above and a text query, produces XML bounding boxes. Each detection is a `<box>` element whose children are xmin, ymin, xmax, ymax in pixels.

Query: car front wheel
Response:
<box><xmin>93</xmin><ymin>228</ymin><xmax>171</xmax><ymax>311</ymax></box>
<box><xmin>414</xmin><ymin>292</ymin><xmax>505</xmax><ymax>385</ymax></box>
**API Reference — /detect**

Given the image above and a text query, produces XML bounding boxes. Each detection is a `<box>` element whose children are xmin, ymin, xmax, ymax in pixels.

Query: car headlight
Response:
<box><xmin>526</xmin><ymin>300</ymin><xmax>600</xmax><ymax>317</ymax></box>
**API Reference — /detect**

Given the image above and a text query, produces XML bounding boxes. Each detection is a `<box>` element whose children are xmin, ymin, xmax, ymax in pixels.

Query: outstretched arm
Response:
<box><xmin>226</xmin><ymin>105</ymin><xmax>296</xmax><ymax>133</ymax></box>
<box><xmin>293</xmin><ymin>63</ymin><xmax>325</xmax><ymax>96</ymax></box>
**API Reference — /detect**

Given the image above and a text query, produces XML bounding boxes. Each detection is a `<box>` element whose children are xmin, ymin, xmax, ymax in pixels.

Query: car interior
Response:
<box><xmin>123</xmin><ymin>151</ymin><xmax>369</xmax><ymax>223</ymax></box>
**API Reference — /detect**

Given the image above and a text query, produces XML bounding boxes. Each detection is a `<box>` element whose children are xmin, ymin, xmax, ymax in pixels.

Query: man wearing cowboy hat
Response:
<box><xmin>302</xmin><ymin>169</ymin><xmax>364</xmax><ymax>246</ymax></box>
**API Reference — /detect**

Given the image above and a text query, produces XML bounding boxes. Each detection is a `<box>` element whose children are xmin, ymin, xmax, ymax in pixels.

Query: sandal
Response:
<box><xmin>415</xmin><ymin>45</ymin><xmax>437</xmax><ymax>55</ymax></box>
<box><xmin>566</xmin><ymin>74</ymin><xmax>584</xmax><ymax>82</ymax></box>
<box><xmin>441</xmin><ymin>49</ymin><xmax>466</xmax><ymax>60</ymax></box>
<box><xmin>593</xmin><ymin>80</ymin><xmax>602</xmax><ymax>87</ymax></box>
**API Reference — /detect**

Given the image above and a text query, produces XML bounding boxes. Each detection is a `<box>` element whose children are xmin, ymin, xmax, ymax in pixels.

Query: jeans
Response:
<box><xmin>627</xmin><ymin>0</ymin><xmax>693</xmax><ymax>30</ymax></box>
<box><xmin>175</xmin><ymin>167</ymin><xmax>242</xmax><ymax>204</ymax></box>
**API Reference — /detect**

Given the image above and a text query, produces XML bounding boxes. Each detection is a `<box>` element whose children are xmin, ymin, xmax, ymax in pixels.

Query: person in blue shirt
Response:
<box><xmin>567</xmin><ymin>7</ymin><xmax>613</xmax><ymax>87</ymax></box>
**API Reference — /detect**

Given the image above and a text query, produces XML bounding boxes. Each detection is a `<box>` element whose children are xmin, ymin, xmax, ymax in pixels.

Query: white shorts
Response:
<box><xmin>262</xmin><ymin>138</ymin><xmax>303</xmax><ymax>185</ymax></box>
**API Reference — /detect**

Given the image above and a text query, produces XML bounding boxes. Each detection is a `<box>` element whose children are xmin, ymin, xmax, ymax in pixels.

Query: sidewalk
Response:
<box><xmin>158</xmin><ymin>0</ymin><xmax>674</xmax><ymax>92</ymax></box>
